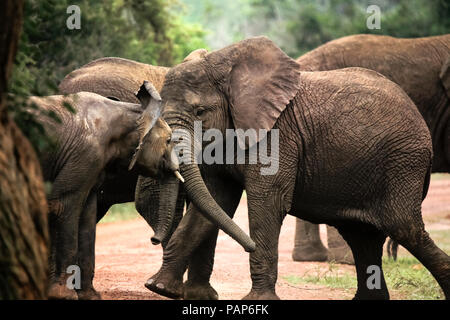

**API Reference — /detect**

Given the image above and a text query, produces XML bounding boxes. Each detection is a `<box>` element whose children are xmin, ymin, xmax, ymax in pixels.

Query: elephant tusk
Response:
<box><xmin>174</xmin><ymin>170</ymin><xmax>185</xmax><ymax>183</ymax></box>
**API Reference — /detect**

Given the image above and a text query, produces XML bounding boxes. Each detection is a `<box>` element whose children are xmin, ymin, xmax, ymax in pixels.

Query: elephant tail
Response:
<box><xmin>387</xmin><ymin>238</ymin><xmax>399</xmax><ymax>261</ymax></box>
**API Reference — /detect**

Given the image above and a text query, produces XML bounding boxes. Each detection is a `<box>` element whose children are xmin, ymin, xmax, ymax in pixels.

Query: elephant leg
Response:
<box><xmin>243</xmin><ymin>193</ymin><xmax>283</xmax><ymax>300</ymax></box>
<box><xmin>387</xmin><ymin>210</ymin><xmax>450</xmax><ymax>299</ymax></box>
<box><xmin>47</xmin><ymin>191</ymin><xmax>85</xmax><ymax>300</ymax></box>
<box><xmin>337</xmin><ymin>223</ymin><xmax>389</xmax><ymax>300</ymax></box>
<box><xmin>145</xmin><ymin>172</ymin><xmax>243</xmax><ymax>300</ymax></box>
<box><xmin>183</xmin><ymin>229</ymin><xmax>220</xmax><ymax>300</ymax></box>
<box><xmin>327</xmin><ymin>225</ymin><xmax>355</xmax><ymax>265</ymax></box>
<box><xmin>76</xmin><ymin>190</ymin><xmax>101</xmax><ymax>300</ymax></box>
<box><xmin>292</xmin><ymin>219</ymin><xmax>328</xmax><ymax>262</ymax></box>
<box><xmin>145</xmin><ymin>207</ymin><xmax>218</xmax><ymax>299</ymax></box>
<box><xmin>394</xmin><ymin>231</ymin><xmax>450</xmax><ymax>299</ymax></box>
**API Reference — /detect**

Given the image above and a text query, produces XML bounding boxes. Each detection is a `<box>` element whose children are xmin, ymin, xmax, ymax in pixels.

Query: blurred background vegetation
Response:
<box><xmin>8</xmin><ymin>0</ymin><xmax>450</xmax><ymax>153</ymax></box>
<box><xmin>184</xmin><ymin>0</ymin><xmax>450</xmax><ymax>56</ymax></box>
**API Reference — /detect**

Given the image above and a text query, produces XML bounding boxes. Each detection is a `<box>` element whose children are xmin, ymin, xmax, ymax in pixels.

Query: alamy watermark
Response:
<box><xmin>66</xmin><ymin>265</ymin><xmax>81</xmax><ymax>289</ymax></box>
<box><xmin>171</xmin><ymin>121</ymin><xmax>280</xmax><ymax>176</ymax></box>
<box><xmin>366</xmin><ymin>5</ymin><xmax>381</xmax><ymax>30</ymax></box>
<box><xmin>66</xmin><ymin>5</ymin><xmax>81</xmax><ymax>30</ymax></box>
<box><xmin>366</xmin><ymin>265</ymin><xmax>381</xmax><ymax>289</ymax></box>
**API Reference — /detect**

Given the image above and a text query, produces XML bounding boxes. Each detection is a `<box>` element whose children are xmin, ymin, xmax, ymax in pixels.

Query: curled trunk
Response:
<box><xmin>165</xmin><ymin>123</ymin><xmax>255</xmax><ymax>252</ymax></box>
<box><xmin>179</xmin><ymin>161</ymin><xmax>255</xmax><ymax>252</ymax></box>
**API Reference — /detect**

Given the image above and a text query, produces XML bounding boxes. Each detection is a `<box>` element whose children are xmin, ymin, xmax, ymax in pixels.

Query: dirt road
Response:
<box><xmin>94</xmin><ymin>178</ymin><xmax>450</xmax><ymax>300</ymax></box>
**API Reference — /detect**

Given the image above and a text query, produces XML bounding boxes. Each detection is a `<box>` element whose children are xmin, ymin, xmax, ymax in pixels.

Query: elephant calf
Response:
<box><xmin>29</xmin><ymin>82</ymin><xmax>180</xmax><ymax>299</ymax></box>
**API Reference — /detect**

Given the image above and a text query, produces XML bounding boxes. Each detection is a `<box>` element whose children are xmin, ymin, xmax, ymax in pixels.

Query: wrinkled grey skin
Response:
<box><xmin>58</xmin><ymin>52</ymin><xmax>225</xmax><ymax>300</ymax></box>
<box><xmin>142</xmin><ymin>36</ymin><xmax>450</xmax><ymax>300</ymax></box>
<box><xmin>30</xmin><ymin>88</ymin><xmax>176</xmax><ymax>300</ymax></box>
<box><xmin>58</xmin><ymin>54</ymin><xmax>206</xmax><ymax>225</ymax></box>
<box><xmin>292</xmin><ymin>34</ymin><xmax>450</xmax><ymax>264</ymax></box>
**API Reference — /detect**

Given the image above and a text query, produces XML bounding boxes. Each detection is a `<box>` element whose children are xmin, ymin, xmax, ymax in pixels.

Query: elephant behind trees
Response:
<box><xmin>292</xmin><ymin>34</ymin><xmax>450</xmax><ymax>264</ymax></box>
<box><xmin>30</xmin><ymin>84</ymin><xmax>179</xmax><ymax>300</ymax></box>
<box><xmin>139</xmin><ymin>36</ymin><xmax>449</xmax><ymax>300</ymax></box>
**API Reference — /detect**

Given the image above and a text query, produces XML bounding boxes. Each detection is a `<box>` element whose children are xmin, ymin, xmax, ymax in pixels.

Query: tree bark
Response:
<box><xmin>0</xmin><ymin>0</ymin><xmax>49</xmax><ymax>299</ymax></box>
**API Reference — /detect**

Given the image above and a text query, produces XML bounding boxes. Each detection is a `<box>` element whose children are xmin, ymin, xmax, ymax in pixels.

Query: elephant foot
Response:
<box><xmin>292</xmin><ymin>244</ymin><xmax>328</xmax><ymax>262</ymax></box>
<box><xmin>327</xmin><ymin>247</ymin><xmax>354</xmax><ymax>265</ymax></box>
<box><xmin>77</xmin><ymin>287</ymin><xmax>102</xmax><ymax>300</ymax></box>
<box><xmin>144</xmin><ymin>271</ymin><xmax>183</xmax><ymax>299</ymax></box>
<box><xmin>48</xmin><ymin>282</ymin><xmax>78</xmax><ymax>300</ymax></box>
<box><xmin>242</xmin><ymin>290</ymin><xmax>279</xmax><ymax>300</ymax></box>
<box><xmin>183</xmin><ymin>281</ymin><xmax>218</xmax><ymax>300</ymax></box>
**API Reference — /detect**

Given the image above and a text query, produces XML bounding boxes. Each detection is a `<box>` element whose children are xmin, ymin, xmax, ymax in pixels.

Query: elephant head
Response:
<box><xmin>134</xmin><ymin>37</ymin><xmax>300</xmax><ymax>251</ymax></box>
<box><xmin>126</xmin><ymin>81</ymin><xmax>184</xmax><ymax>245</ymax></box>
<box><xmin>129</xmin><ymin>81</ymin><xmax>180</xmax><ymax>177</ymax></box>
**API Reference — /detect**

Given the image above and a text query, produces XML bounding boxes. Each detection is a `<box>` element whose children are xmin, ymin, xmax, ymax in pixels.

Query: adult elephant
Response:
<box><xmin>57</xmin><ymin>51</ymin><xmax>246</xmax><ymax>300</ymax></box>
<box><xmin>137</xmin><ymin>37</ymin><xmax>449</xmax><ymax>300</ymax></box>
<box><xmin>292</xmin><ymin>34</ymin><xmax>450</xmax><ymax>264</ymax></box>
<box><xmin>30</xmin><ymin>83</ymin><xmax>180</xmax><ymax>300</ymax></box>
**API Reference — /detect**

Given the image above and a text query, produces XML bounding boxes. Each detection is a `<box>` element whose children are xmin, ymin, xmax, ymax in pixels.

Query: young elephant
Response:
<box><xmin>139</xmin><ymin>36</ymin><xmax>449</xmax><ymax>300</ymax></box>
<box><xmin>58</xmin><ymin>57</ymin><xmax>169</xmax><ymax>222</ymax></box>
<box><xmin>59</xmin><ymin>52</ymin><xmax>229</xmax><ymax>300</ymax></box>
<box><xmin>30</xmin><ymin>82</ymin><xmax>180</xmax><ymax>300</ymax></box>
<box><xmin>292</xmin><ymin>34</ymin><xmax>450</xmax><ymax>264</ymax></box>
<box><xmin>58</xmin><ymin>52</ymin><xmax>207</xmax><ymax>223</ymax></box>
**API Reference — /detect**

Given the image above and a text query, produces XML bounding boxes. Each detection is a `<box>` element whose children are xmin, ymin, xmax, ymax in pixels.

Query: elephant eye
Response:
<box><xmin>194</xmin><ymin>108</ymin><xmax>206</xmax><ymax>117</ymax></box>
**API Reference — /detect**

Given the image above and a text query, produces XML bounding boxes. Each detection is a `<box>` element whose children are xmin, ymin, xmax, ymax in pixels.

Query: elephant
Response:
<box><xmin>291</xmin><ymin>34</ymin><xmax>450</xmax><ymax>265</ymax></box>
<box><xmin>136</xmin><ymin>36</ymin><xmax>450</xmax><ymax>300</ymax></box>
<box><xmin>57</xmin><ymin>50</ymin><xmax>247</xmax><ymax>300</ymax></box>
<box><xmin>58</xmin><ymin>52</ymin><xmax>208</xmax><ymax>223</ymax></box>
<box><xmin>58</xmin><ymin>57</ymin><xmax>170</xmax><ymax>228</ymax></box>
<box><xmin>29</xmin><ymin>82</ymin><xmax>181</xmax><ymax>300</ymax></box>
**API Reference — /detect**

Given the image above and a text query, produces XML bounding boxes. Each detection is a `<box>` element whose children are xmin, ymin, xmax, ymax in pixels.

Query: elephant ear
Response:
<box><xmin>218</xmin><ymin>37</ymin><xmax>300</xmax><ymax>149</ymax></box>
<box><xmin>440</xmin><ymin>55</ymin><xmax>450</xmax><ymax>100</ymax></box>
<box><xmin>183</xmin><ymin>48</ymin><xmax>208</xmax><ymax>63</ymax></box>
<box><xmin>129</xmin><ymin>81</ymin><xmax>162</xmax><ymax>170</ymax></box>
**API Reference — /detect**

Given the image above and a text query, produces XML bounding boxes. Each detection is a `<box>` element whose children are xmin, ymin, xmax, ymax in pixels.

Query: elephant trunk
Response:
<box><xmin>150</xmin><ymin>175</ymin><xmax>180</xmax><ymax>245</ymax></box>
<box><xmin>169</xmin><ymin>122</ymin><xmax>255</xmax><ymax>252</ymax></box>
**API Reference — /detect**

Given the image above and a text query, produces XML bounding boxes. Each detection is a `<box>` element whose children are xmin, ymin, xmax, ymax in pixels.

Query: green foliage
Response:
<box><xmin>181</xmin><ymin>0</ymin><xmax>450</xmax><ymax>57</ymax></box>
<box><xmin>8</xmin><ymin>0</ymin><xmax>207</xmax><ymax>154</ymax></box>
<box><xmin>10</xmin><ymin>0</ymin><xmax>449</xmax><ymax>154</ymax></box>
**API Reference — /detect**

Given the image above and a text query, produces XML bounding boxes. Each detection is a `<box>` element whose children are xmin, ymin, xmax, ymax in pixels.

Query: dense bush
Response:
<box><xmin>8</xmin><ymin>0</ymin><xmax>207</xmax><ymax>154</ymax></box>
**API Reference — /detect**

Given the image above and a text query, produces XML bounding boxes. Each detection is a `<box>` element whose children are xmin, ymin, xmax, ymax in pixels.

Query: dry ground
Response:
<box><xmin>94</xmin><ymin>177</ymin><xmax>450</xmax><ymax>300</ymax></box>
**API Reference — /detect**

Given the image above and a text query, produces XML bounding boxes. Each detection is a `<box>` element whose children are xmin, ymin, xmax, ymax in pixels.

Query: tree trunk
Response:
<box><xmin>0</xmin><ymin>0</ymin><xmax>49</xmax><ymax>299</ymax></box>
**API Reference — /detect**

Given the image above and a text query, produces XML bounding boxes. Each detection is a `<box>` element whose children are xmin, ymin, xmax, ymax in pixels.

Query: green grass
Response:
<box><xmin>284</xmin><ymin>262</ymin><xmax>357</xmax><ymax>291</ymax></box>
<box><xmin>98</xmin><ymin>202</ymin><xmax>139</xmax><ymax>224</ymax></box>
<box><xmin>283</xmin><ymin>229</ymin><xmax>450</xmax><ymax>300</ymax></box>
<box><xmin>382</xmin><ymin>257</ymin><xmax>444</xmax><ymax>300</ymax></box>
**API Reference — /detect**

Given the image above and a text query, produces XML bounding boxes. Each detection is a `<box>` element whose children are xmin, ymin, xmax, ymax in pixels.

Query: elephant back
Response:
<box><xmin>58</xmin><ymin>57</ymin><xmax>169</xmax><ymax>103</ymax></box>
